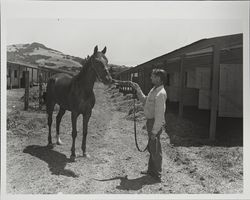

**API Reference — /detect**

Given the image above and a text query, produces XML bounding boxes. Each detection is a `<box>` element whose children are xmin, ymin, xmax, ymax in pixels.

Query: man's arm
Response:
<box><xmin>136</xmin><ymin>88</ymin><xmax>147</xmax><ymax>105</ymax></box>
<box><xmin>130</xmin><ymin>82</ymin><xmax>147</xmax><ymax>105</ymax></box>
<box><xmin>152</xmin><ymin>92</ymin><xmax>166</xmax><ymax>136</ymax></box>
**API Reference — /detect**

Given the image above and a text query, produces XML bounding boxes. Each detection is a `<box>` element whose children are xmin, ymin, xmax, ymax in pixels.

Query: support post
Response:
<box><xmin>37</xmin><ymin>68</ymin><xmax>39</xmax><ymax>86</ymax></box>
<box><xmin>18</xmin><ymin>65</ymin><xmax>21</xmax><ymax>88</ymax></box>
<box><xmin>31</xmin><ymin>68</ymin><xmax>34</xmax><ymax>87</ymax></box>
<box><xmin>9</xmin><ymin>68</ymin><xmax>12</xmax><ymax>90</ymax></box>
<box><xmin>164</xmin><ymin>59</ymin><xmax>168</xmax><ymax>122</ymax></box>
<box><xmin>39</xmin><ymin>72</ymin><xmax>43</xmax><ymax>110</ymax></box>
<box><xmin>209</xmin><ymin>43</ymin><xmax>221</xmax><ymax>140</ymax></box>
<box><xmin>24</xmin><ymin>71</ymin><xmax>29</xmax><ymax>110</ymax></box>
<box><xmin>178</xmin><ymin>55</ymin><xmax>185</xmax><ymax>117</ymax></box>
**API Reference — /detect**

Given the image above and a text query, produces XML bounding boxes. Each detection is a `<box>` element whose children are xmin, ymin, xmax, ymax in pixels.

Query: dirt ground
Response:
<box><xmin>6</xmin><ymin>83</ymin><xmax>243</xmax><ymax>194</ymax></box>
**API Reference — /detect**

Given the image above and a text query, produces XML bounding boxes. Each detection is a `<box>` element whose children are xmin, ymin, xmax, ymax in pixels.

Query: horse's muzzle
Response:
<box><xmin>102</xmin><ymin>76</ymin><xmax>113</xmax><ymax>85</ymax></box>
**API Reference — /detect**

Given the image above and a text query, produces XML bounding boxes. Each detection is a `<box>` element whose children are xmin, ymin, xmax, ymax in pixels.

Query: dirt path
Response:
<box><xmin>6</xmin><ymin>84</ymin><xmax>243</xmax><ymax>194</ymax></box>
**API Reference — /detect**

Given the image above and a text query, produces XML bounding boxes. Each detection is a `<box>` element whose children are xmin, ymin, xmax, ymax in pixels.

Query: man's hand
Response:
<box><xmin>129</xmin><ymin>82</ymin><xmax>141</xmax><ymax>92</ymax></box>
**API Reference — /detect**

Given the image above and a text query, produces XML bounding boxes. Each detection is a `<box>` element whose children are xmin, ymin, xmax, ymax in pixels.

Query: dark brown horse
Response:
<box><xmin>45</xmin><ymin>46</ymin><xmax>112</xmax><ymax>160</ymax></box>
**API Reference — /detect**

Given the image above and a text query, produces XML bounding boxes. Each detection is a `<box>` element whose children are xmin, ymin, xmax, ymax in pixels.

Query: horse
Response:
<box><xmin>45</xmin><ymin>46</ymin><xmax>112</xmax><ymax>160</ymax></box>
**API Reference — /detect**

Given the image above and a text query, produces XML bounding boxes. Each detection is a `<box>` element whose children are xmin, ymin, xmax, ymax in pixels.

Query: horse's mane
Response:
<box><xmin>72</xmin><ymin>55</ymin><xmax>93</xmax><ymax>84</ymax></box>
<box><xmin>80</xmin><ymin>55</ymin><xmax>92</xmax><ymax>74</ymax></box>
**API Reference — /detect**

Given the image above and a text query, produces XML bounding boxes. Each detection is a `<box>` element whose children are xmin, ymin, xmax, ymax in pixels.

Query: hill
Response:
<box><xmin>7</xmin><ymin>42</ymin><xmax>85</xmax><ymax>73</ymax></box>
<box><xmin>7</xmin><ymin>42</ymin><xmax>131</xmax><ymax>75</ymax></box>
<box><xmin>109</xmin><ymin>64</ymin><xmax>130</xmax><ymax>78</ymax></box>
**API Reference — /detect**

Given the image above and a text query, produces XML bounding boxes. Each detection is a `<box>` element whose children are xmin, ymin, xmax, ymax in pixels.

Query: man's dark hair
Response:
<box><xmin>152</xmin><ymin>68</ymin><xmax>167</xmax><ymax>83</ymax></box>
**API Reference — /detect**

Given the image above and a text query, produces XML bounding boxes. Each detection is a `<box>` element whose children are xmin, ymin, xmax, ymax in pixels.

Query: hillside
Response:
<box><xmin>7</xmin><ymin>42</ymin><xmax>85</xmax><ymax>73</ymax></box>
<box><xmin>7</xmin><ymin>42</ymin><xmax>131</xmax><ymax>75</ymax></box>
<box><xmin>109</xmin><ymin>64</ymin><xmax>130</xmax><ymax>78</ymax></box>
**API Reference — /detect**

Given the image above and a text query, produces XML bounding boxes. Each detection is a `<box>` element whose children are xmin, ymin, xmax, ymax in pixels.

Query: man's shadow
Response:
<box><xmin>23</xmin><ymin>145</ymin><xmax>78</xmax><ymax>178</ymax></box>
<box><xmin>95</xmin><ymin>175</ymin><xmax>159</xmax><ymax>191</ymax></box>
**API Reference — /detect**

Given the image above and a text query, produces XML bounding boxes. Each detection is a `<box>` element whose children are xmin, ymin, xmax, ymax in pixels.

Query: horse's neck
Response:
<box><xmin>73</xmin><ymin>60</ymin><xmax>96</xmax><ymax>93</ymax></box>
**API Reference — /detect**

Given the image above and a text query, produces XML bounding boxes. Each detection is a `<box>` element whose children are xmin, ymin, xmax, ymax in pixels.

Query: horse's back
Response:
<box><xmin>47</xmin><ymin>73</ymin><xmax>72</xmax><ymax>92</ymax></box>
<box><xmin>46</xmin><ymin>73</ymin><xmax>73</xmax><ymax>109</ymax></box>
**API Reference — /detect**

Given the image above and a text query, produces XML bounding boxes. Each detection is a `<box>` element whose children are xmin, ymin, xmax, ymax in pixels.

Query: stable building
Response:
<box><xmin>117</xmin><ymin>33</ymin><xmax>243</xmax><ymax>140</ymax></box>
<box><xmin>7</xmin><ymin>61</ymin><xmax>76</xmax><ymax>89</ymax></box>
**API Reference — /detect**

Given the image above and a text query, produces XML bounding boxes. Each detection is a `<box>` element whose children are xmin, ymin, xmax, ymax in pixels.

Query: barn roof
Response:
<box><xmin>7</xmin><ymin>61</ymin><xmax>38</xmax><ymax>69</ymax></box>
<box><xmin>118</xmin><ymin>33</ymin><xmax>243</xmax><ymax>75</ymax></box>
<box><xmin>7</xmin><ymin>61</ymin><xmax>77</xmax><ymax>75</ymax></box>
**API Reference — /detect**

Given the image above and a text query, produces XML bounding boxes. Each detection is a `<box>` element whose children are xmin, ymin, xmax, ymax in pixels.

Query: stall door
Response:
<box><xmin>196</xmin><ymin>67</ymin><xmax>211</xmax><ymax>109</ymax></box>
<box><xmin>219</xmin><ymin>64</ymin><xmax>243</xmax><ymax>117</ymax></box>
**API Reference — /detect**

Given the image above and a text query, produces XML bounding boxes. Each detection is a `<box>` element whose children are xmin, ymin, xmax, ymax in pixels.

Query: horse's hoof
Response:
<box><xmin>70</xmin><ymin>155</ymin><xmax>76</xmax><ymax>162</ymax></box>
<box><xmin>56</xmin><ymin>136</ymin><xmax>63</xmax><ymax>145</ymax></box>
<box><xmin>83</xmin><ymin>153</ymin><xmax>91</xmax><ymax>158</ymax></box>
<box><xmin>56</xmin><ymin>140</ymin><xmax>63</xmax><ymax>145</ymax></box>
<box><xmin>47</xmin><ymin>143</ymin><xmax>54</xmax><ymax>149</ymax></box>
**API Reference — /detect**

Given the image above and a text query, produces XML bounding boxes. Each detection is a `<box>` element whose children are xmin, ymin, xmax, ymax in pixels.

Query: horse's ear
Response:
<box><xmin>102</xmin><ymin>46</ymin><xmax>107</xmax><ymax>54</ymax></box>
<box><xmin>94</xmin><ymin>45</ymin><xmax>98</xmax><ymax>54</ymax></box>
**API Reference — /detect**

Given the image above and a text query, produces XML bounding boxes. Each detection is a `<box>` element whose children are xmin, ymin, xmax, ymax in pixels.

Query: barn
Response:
<box><xmin>7</xmin><ymin>61</ymin><xmax>76</xmax><ymax>89</ymax></box>
<box><xmin>117</xmin><ymin>33</ymin><xmax>243</xmax><ymax>140</ymax></box>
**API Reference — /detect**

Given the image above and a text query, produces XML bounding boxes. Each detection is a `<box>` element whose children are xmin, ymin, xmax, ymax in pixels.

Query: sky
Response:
<box><xmin>3</xmin><ymin>1</ymin><xmax>249</xmax><ymax>66</ymax></box>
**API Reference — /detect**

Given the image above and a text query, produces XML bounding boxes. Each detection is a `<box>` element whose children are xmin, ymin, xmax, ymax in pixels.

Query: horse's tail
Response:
<box><xmin>44</xmin><ymin>78</ymin><xmax>56</xmax><ymax>106</ymax></box>
<box><xmin>42</xmin><ymin>92</ymin><xmax>47</xmax><ymax>104</ymax></box>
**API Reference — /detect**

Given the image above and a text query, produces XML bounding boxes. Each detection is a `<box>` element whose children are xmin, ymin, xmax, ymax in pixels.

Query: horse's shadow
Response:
<box><xmin>23</xmin><ymin>145</ymin><xmax>78</xmax><ymax>178</ymax></box>
<box><xmin>95</xmin><ymin>175</ymin><xmax>159</xmax><ymax>191</ymax></box>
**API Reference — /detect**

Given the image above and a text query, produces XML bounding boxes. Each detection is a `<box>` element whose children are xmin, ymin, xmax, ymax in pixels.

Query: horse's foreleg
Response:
<box><xmin>82</xmin><ymin>111</ymin><xmax>92</xmax><ymax>157</ymax></box>
<box><xmin>56</xmin><ymin>108</ymin><xmax>66</xmax><ymax>145</ymax></box>
<box><xmin>46</xmin><ymin>97</ymin><xmax>55</xmax><ymax>146</ymax></box>
<box><xmin>47</xmin><ymin>112</ymin><xmax>53</xmax><ymax>145</ymax></box>
<box><xmin>70</xmin><ymin>112</ymin><xmax>79</xmax><ymax>160</ymax></box>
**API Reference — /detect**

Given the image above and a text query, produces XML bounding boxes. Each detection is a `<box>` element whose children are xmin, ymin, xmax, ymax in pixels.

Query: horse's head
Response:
<box><xmin>90</xmin><ymin>45</ymin><xmax>113</xmax><ymax>85</ymax></box>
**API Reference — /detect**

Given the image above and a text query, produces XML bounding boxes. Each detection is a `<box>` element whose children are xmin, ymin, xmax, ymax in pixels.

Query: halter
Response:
<box><xmin>90</xmin><ymin>56</ymin><xmax>103</xmax><ymax>82</ymax></box>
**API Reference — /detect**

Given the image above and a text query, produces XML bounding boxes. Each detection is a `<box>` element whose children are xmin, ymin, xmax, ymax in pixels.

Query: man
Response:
<box><xmin>130</xmin><ymin>69</ymin><xmax>167</xmax><ymax>182</ymax></box>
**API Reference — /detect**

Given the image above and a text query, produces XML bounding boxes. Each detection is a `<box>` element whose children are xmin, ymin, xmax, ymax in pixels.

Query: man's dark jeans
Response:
<box><xmin>146</xmin><ymin>119</ymin><xmax>162</xmax><ymax>178</ymax></box>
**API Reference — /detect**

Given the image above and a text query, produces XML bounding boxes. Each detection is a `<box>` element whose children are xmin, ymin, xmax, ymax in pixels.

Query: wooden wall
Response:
<box><xmin>118</xmin><ymin>45</ymin><xmax>242</xmax><ymax>117</ymax></box>
<box><xmin>7</xmin><ymin>62</ymin><xmax>53</xmax><ymax>89</ymax></box>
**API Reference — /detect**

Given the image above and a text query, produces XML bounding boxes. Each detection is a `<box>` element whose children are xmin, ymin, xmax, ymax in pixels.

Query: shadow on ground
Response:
<box><xmin>23</xmin><ymin>145</ymin><xmax>78</xmax><ymax>178</ymax></box>
<box><xmin>165</xmin><ymin>102</ymin><xmax>243</xmax><ymax>147</ymax></box>
<box><xmin>94</xmin><ymin>175</ymin><xmax>159</xmax><ymax>191</ymax></box>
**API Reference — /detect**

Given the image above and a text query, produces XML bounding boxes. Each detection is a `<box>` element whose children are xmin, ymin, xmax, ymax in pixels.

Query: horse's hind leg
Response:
<box><xmin>47</xmin><ymin>112</ymin><xmax>54</xmax><ymax>145</ymax></box>
<box><xmin>47</xmin><ymin>102</ymin><xmax>55</xmax><ymax>146</ymax></box>
<box><xmin>56</xmin><ymin>107</ymin><xmax>66</xmax><ymax>145</ymax></box>
<box><xmin>70</xmin><ymin>112</ymin><xmax>79</xmax><ymax>160</ymax></box>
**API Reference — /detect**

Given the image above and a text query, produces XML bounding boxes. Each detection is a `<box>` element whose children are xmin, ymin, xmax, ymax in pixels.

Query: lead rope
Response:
<box><xmin>112</xmin><ymin>79</ymin><xmax>149</xmax><ymax>152</ymax></box>
<box><xmin>90</xmin><ymin>57</ymin><xmax>102</xmax><ymax>81</ymax></box>
<box><xmin>133</xmin><ymin>90</ymin><xmax>148</xmax><ymax>153</ymax></box>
